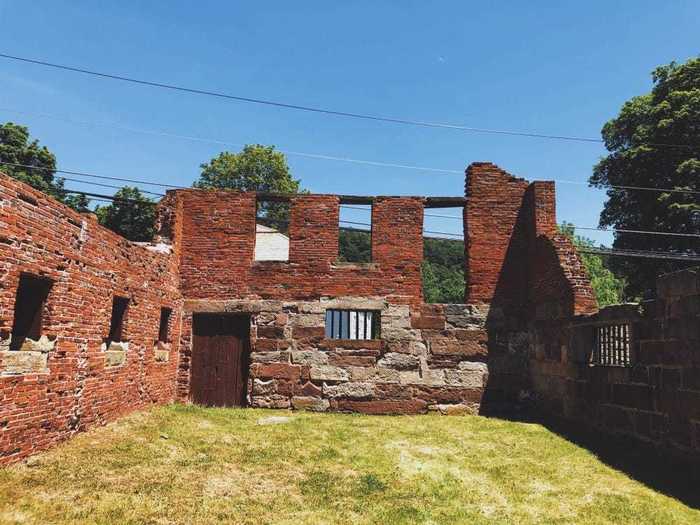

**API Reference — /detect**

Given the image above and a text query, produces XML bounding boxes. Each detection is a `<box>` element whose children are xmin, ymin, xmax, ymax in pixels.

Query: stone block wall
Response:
<box><xmin>0</xmin><ymin>173</ymin><xmax>182</xmax><ymax>464</ymax></box>
<box><xmin>177</xmin><ymin>299</ymin><xmax>529</xmax><ymax>414</ymax></box>
<box><xmin>530</xmin><ymin>267</ymin><xmax>700</xmax><ymax>459</ymax></box>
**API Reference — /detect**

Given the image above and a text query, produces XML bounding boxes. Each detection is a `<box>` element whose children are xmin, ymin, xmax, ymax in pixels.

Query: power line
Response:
<box><xmin>1</xmin><ymin>110</ymin><xmax>699</xmax><ymax>196</ymax></box>
<box><xmin>62</xmin><ymin>177</ymin><xmax>165</xmax><ymax>197</ymax></box>
<box><xmin>1</xmin><ymin>52</ymin><xmax>695</xmax><ymax>150</ymax></box>
<box><xmin>0</xmin><ymin>108</ymin><xmax>462</xmax><ymax>175</ymax></box>
<box><xmin>340</xmin><ymin>204</ymin><xmax>700</xmax><ymax>239</ymax></box>
<box><xmin>4</xmin><ymin>161</ymin><xmax>696</xmax><ymax>240</ymax></box>
<box><xmin>580</xmin><ymin>247</ymin><xmax>700</xmax><ymax>262</ymax></box>
<box><xmin>60</xmin><ymin>190</ymin><xmax>699</xmax><ymax>261</ymax></box>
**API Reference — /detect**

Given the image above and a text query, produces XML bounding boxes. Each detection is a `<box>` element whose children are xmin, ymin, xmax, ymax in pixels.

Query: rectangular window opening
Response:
<box><xmin>591</xmin><ymin>323</ymin><xmax>631</xmax><ymax>367</ymax></box>
<box><xmin>108</xmin><ymin>296</ymin><xmax>130</xmax><ymax>344</ymax></box>
<box><xmin>325</xmin><ymin>309</ymin><xmax>379</xmax><ymax>340</ymax></box>
<box><xmin>422</xmin><ymin>207</ymin><xmax>465</xmax><ymax>303</ymax></box>
<box><xmin>158</xmin><ymin>307</ymin><xmax>172</xmax><ymax>343</ymax></box>
<box><xmin>10</xmin><ymin>274</ymin><xmax>53</xmax><ymax>351</ymax></box>
<box><xmin>255</xmin><ymin>199</ymin><xmax>290</xmax><ymax>261</ymax></box>
<box><xmin>338</xmin><ymin>204</ymin><xmax>372</xmax><ymax>263</ymax></box>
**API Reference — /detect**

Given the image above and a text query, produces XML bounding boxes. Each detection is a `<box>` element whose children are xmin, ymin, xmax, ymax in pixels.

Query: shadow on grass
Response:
<box><xmin>486</xmin><ymin>409</ymin><xmax>700</xmax><ymax>510</ymax></box>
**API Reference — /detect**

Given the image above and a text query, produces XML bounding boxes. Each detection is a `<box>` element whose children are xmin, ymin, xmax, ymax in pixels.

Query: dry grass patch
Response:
<box><xmin>0</xmin><ymin>404</ymin><xmax>697</xmax><ymax>524</ymax></box>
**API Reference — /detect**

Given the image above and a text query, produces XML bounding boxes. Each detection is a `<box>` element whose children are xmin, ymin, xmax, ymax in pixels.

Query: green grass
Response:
<box><xmin>0</xmin><ymin>405</ymin><xmax>697</xmax><ymax>524</ymax></box>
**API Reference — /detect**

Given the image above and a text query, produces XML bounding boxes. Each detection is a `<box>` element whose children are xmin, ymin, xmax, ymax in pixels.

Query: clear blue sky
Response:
<box><xmin>1</xmin><ymin>1</ymin><xmax>698</xmax><ymax>244</ymax></box>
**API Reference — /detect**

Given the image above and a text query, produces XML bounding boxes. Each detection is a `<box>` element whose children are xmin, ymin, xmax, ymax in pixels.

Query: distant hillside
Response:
<box><xmin>338</xmin><ymin>229</ymin><xmax>465</xmax><ymax>303</ymax></box>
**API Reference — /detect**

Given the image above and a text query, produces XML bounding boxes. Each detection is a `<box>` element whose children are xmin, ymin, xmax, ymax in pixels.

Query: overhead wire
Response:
<box><xmin>0</xmin><ymin>52</ymin><xmax>696</xmax><ymax>150</ymax></box>
<box><xmin>2</xmin><ymin>160</ymin><xmax>695</xmax><ymax>240</ymax></box>
<box><xmin>1</xmin><ymin>111</ymin><xmax>699</xmax><ymax>195</ymax></box>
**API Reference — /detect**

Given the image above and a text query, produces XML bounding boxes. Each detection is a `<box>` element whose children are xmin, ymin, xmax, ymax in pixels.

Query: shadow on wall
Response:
<box><xmin>477</xmin><ymin>191</ymin><xmax>543</xmax><ymax>414</ymax></box>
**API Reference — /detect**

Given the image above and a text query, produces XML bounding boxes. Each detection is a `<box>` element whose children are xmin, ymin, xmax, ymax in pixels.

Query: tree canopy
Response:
<box><xmin>194</xmin><ymin>144</ymin><xmax>302</xmax><ymax>229</ymax></box>
<box><xmin>590</xmin><ymin>57</ymin><xmax>700</xmax><ymax>297</ymax></box>
<box><xmin>0</xmin><ymin>122</ymin><xmax>87</xmax><ymax>211</ymax></box>
<box><xmin>95</xmin><ymin>187</ymin><xmax>156</xmax><ymax>242</ymax></box>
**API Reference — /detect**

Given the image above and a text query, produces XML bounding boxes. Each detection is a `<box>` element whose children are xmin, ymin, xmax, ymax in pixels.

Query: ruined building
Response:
<box><xmin>1</xmin><ymin>162</ymin><xmax>698</xmax><ymax>465</ymax></box>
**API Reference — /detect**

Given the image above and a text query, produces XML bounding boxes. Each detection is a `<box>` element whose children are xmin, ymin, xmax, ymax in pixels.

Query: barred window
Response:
<box><xmin>591</xmin><ymin>323</ymin><xmax>631</xmax><ymax>366</ymax></box>
<box><xmin>325</xmin><ymin>309</ymin><xmax>379</xmax><ymax>340</ymax></box>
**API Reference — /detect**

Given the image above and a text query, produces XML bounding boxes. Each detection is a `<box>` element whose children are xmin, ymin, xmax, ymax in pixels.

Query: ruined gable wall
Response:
<box><xmin>0</xmin><ymin>173</ymin><xmax>182</xmax><ymax>464</ymax></box>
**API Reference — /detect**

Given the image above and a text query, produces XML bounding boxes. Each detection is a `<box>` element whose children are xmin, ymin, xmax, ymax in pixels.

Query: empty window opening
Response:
<box><xmin>325</xmin><ymin>309</ymin><xmax>379</xmax><ymax>340</ymax></box>
<box><xmin>422</xmin><ymin>207</ymin><xmax>465</xmax><ymax>303</ymax></box>
<box><xmin>255</xmin><ymin>199</ymin><xmax>290</xmax><ymax>261</ymax></box>
<box><xmin>591</xmin><ymin>323</ymin><xmax>631</xmax><ymax>366</ymax></box>
<box><xmin>158</xmin><ymin>307</ymin><xmax>172</xmax><ymax>343</ymax></box>
<box><xmin>338</xmin><ymin>204</ymin><xmax>371</xmax><ymax>263</ymax></box>
<box><xmin>108</xmin><ymin>296</ymin><xmax>130</xmax><ymax>344</ymax></box>
<box><xmin>10</xmin><ymin>274</ymin><xmax>53</xmax><ymax>351</ymax></box>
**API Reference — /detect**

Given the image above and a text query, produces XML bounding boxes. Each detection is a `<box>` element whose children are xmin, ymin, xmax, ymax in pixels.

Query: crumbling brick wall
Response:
<box><xmin>0</xmin><ymin>159</ymin><xmax>600</xmax><ymax>463</ymax></box>
<box><xmin>0</xmin><ymin>173</ymin><xmax>182</xmax><ymax>464</ymax></box>
<box><xmin>530</xmin><ymin>267</ymin><xmax>700</xmax><ymax>460</ymax></box>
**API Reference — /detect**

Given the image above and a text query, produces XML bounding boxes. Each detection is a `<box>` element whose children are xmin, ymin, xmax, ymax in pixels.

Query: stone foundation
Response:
<box><xmin>178</xmin><ymin>298</ymin><xmax>529</xmax><ymax>414</ymax></box>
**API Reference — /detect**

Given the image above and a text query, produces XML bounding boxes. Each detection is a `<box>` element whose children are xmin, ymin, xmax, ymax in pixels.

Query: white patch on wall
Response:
<box><xmin>254</xmin><ymin>224</ymin><xmax>289</xmax><ymax>261</ymax></box>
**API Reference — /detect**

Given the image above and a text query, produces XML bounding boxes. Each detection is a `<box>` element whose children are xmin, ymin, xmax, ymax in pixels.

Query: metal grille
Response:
<box><xmin>592</xmin><ymin>323</ymin><xmax>631</xmax><ymax>366</ymax></box>
<box><xmin>325</xmin><ymin>309</ymin><xmax>378</xmax><ymax>340</ymax></box>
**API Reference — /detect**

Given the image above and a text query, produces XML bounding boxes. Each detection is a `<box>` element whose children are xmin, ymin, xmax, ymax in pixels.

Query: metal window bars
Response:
<box><xmin>591</xmin><ymin>323</ymin><xmax>631</xmax><ymax>366</ymax></box>
<box><xmin>325</xmin><ymin>309</ymin><xmax>378</xmax><ymax>340</ymax></box>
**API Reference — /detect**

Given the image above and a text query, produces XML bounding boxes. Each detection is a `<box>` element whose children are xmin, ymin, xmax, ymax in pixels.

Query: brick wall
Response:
<box><xmin>530</xmin><ymin>267</ymin><xmax>700</xmax><ymax>460</ymax></box>
<box><xmin>168</xmin><ymin>190</ymin><xmax>424</xmax><ymax>305</ymax></box>
<box><xmin>0</xmin><ymin>173</ymin><xmax>182</xmax><ymax>464</ymax></box>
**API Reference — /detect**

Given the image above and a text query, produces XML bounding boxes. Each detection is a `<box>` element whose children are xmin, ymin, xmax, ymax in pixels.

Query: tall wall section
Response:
<box><xmin>0</xmin><ymin>173</ymin><xmax>182</xmax><ymax>464</ymax></box>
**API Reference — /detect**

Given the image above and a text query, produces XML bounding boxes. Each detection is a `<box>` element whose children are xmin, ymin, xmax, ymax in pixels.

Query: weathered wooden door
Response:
<box><xmin>191</xmin><ymin>314</ymin><xmax>250</xmax><ymax>407</ymax></box>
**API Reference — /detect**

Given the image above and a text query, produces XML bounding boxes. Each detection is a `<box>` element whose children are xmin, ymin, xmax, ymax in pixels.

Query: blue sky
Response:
<box><xmin>0</xmin><ymin>1</ymin><xmax>698</xmax><ymax>244</ymax></box>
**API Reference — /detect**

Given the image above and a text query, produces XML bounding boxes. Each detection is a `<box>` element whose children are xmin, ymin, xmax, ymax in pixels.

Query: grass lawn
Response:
<box><xmin>0</xmin><ymin>405</ymin><xmax>697</xmax><ymax>524</ymax></box>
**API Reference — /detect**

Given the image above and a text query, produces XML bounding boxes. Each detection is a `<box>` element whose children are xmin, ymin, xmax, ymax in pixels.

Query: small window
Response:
<box><xmin>325</xmin><ymin>309</ymin><xmax>379</xmax><ymax>340</ymax></box>
<box><xmin>255</xmin><ymin>199</ymin><xmax>290</xmax><ymax>261</ymax></box>
<box><xmin>108</xmin><ymin>296</ymin><xmax>129</xmax><ymax>343</ymax></box>
<box><xmin>10</xmin><ymin>274</ymin><xmax>52</xmax><ymax>351</ymax></box>
<box><xmin>158</xmin><ymin>307</ymin><xmax>172</xmax><ymax>343</ymax></box>
<box><xmin>591</xmin><ymin>323</ymin><xmax>631</xmax><ymax>366</ymax></box>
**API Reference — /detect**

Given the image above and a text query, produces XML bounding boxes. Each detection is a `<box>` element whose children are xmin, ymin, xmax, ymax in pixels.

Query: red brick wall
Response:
<box><xmin>464</xmin><ymin>163</ymin><xmax>530</xmax><ymax>310</ymax></box>
<box><xmin>170</xmin><ymin>191</ymin><xmax>424</xmax><ymax>305</ymax></box>
<box><xmin>0</xmin><ymin>173</ymin><xmax>182</xmax><ymax>464</ymax></box>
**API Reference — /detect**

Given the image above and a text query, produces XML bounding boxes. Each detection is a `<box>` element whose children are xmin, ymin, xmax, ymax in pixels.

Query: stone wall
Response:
<box><xmin>177</xmin><ymin>298</ymin><xmax>529</xmax><ymax>414</ymax></box>
<box><xmin>0</xmin><ymin>173</ymin><xmax>182</xmax><ymax>464</ymax></box>
<box><xmin>530</xmin><ymin>267</ymin><xmax>700</xmax><ymax>459</ymax></box>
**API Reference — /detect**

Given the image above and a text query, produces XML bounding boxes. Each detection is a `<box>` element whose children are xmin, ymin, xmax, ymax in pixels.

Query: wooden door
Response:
<box><xmin>191</xmin><ymin>314</ymin><xmax>250</xmax><ymax>407</ymax></box>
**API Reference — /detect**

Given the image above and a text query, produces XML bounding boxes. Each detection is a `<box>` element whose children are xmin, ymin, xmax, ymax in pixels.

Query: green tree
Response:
<box><xmin>194</xmin><ymin>144</ymin><xmax>302</xmax><ymax>229</ymax></box>
<box><xmin>95</xmin><ymin>187</ymin><xmax>156</xmax><ymax>242</ymax></box>
<box><xmin>0</xmin><ymin>122</ymin><xmax>93</xmax><ymax>212</ymax></box>
<box><xmin>560</xmin><ymin>223</ymin><xmax>626</xmax><ymax>306</ymax></box>
<box><xmin>338</xmin><ymin>229</ymin><xmax>371</xmax><ymax>263</ymax></box>
<box><xmin>422</xmin><ymin>237</ymin><xmax>465</xmax><ymax>303</ymax></box>
<box><xmin>590</xmin><ymin>57</ymin><xmax>700</xmax><ymax>297</ymax></box>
